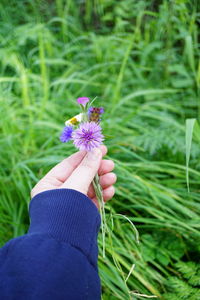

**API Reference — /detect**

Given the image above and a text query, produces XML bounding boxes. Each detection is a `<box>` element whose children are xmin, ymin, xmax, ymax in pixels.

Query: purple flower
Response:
<box><xmin>99</xmin><ymin>107</ymin><xmax>104</xmax><ymax>114</ymax></box>
<box><xmin>60</xmin><ymin>125</ymin><xmax>73</xmax><ymax>143</ymax></box>
<box><xmin>77</xmin><ymin>97</ymin><xmax>89</xmax><ymax>107</ymax></box>
<box><xmin>72</xmin><ymin>122</ymin><xmax>104</xmax><ymax>151</ymax></box>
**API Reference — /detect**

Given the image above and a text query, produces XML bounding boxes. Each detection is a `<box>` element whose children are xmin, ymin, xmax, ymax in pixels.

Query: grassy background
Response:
<box><xmin>0</xmin><ymin>0</ymin><xmax>200</xmax><ymax>299</ymax></box>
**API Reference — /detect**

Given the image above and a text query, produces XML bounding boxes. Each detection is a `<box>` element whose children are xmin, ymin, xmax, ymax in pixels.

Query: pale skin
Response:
<box><xmin>31</xmin><ymin>145</ymin><xmax>116</xmax><ymax>208</ymax></box>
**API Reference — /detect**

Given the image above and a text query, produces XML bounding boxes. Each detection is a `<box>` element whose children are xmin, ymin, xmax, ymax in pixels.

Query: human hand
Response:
<box><xmin>31</xmin><ymin>145</ymin><xmax>116</xmax><ymax>208</ymax></box>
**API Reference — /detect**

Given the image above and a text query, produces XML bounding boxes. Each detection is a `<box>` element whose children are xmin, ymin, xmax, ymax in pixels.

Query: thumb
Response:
<box><xmin>62</xmin><ymin>147</ymin><xmax>102</xmax><ymax>195</ymax></box>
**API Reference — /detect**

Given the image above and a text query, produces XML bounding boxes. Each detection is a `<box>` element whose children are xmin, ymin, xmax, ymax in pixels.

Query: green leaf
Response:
<box><xmin>185</xmin><ymin>118</ymin><xmax>196</xmax><ymax>192</ymax></box>
<box><xmin>156</xmin><ymin>252</ymin><xmax>170</xmax><ymax>266</ymax></box>
<box><xmin>185</xmin><ymin>35</ymin><xmax>195</xmax><ymax>73</ymax></box>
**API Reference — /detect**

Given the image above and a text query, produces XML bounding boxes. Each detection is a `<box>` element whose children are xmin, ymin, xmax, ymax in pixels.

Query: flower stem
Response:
<box><xmin>92</xmin><ymin>174</ymin><xmax>107</xmax><ymax>258</ymax></box>
<box><xmin>80</xmin><ymin>103</ymin><xmax>107</xmax><ymax>256</ymax></box>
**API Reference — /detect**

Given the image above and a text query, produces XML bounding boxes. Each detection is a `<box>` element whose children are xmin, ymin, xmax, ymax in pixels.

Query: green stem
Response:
<box><xmin>92</xmin><ymin>174</ymin><xmax>107</xmax><ymax>258</ymax></box>
<box><xmin>80</xmin><ymin>102</ymin><xmax>107</xmax><ymax>257</ymax></box>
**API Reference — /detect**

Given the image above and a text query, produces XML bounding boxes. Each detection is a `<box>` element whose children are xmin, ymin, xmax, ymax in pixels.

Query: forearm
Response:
<box><xmin>0</xmin><ymin>189</ymin><xmax>101</xmax><ymax>300</ymax></box>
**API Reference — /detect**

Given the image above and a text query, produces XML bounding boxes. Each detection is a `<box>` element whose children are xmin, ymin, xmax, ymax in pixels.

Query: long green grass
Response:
<box><xmin>0</xmin><ymin>1</ymin><xmax>200</xmax><ymax>299</ymax></box>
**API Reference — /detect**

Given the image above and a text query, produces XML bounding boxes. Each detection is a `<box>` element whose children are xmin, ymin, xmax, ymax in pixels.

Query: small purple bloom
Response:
<box><xmin>77</xmin><ymin>97</ymin><xmax>89</xmax><ymax>107</ymax></box>
<box><xmin>99</xmin><ymin>107</ymin><xmax>104</xmax><ymax>114</ymax></box>
<box><xmin>72</xmin><ymin>122</ymin><xmax>104</xmax><ymax>151</ymax></box>
<box><xmin>60</xmin><ymin>125</ymin><xmax>73</xmax><ymax>143</ymax></box>
<box><xmin>88</xmin><ymin>106</ymin><xmax>104</xmax><ymax>123</ymax></box>
<box><xmin>88</xmin><ymin>107</ymin><xmax>93</xmax><ymax>113</ymax></box>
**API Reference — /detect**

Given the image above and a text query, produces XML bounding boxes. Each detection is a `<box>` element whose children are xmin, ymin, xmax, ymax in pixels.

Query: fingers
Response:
<box><xmin>62</xmin><ymin>147</ymin><xmax>103</xmax><ymax>194</ymax></box>
<box><xmin>87</xmin><ymin>172</ymin><xmax>117</xmax><ymax>199</ymax></box>
<box><xmin>91</xmin><ymin>186</ymin><xmax>115</xmax><ymax>207</ymax></box>
<box><xmin>99</xmin><ymin>172</ymin><xmax>117</xmax><ymax>188</ymax></box>
<box><xmin>100</xmin><ymin>145</ymin><xmax>107</xmax><ymax>156</ymax></box>
<box><xmin>44</xmin><ymin>151</ymin><xmax>87</xmax><ymax>182</ymax></box>
<box><xmin>101</xmin><ymin>185</ymin><xmax>115</xmax><ymax>201</ymax></box>
<box><xmin>44</xmin><ymin>145</ymin><xmax>107</xmax><ymax>183</ymax></box>
<box><xmin>98</xmin><ymin>159</ymin><xmax>115</xmax><ymax>175</ymax></box>
<box><xmin>87</xmin><ymin>159</ymin><xmax>115</xmax><ymax>197</ymax></box>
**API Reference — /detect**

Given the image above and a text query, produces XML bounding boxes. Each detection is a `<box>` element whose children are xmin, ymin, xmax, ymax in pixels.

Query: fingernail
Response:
<box><xmin>87</xmin><ymin>148</ymin><xmax>101</xmax><ymax>160</ymax></box>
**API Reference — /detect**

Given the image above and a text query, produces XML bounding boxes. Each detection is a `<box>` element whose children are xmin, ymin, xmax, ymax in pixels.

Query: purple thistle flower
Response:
<box><xmin>77</xmin><ymin>97</ymin><xmax>89</xmax><ymax>107</ymax></box>
<box><xmin>60</xmin><ymin>125</ymin><xmax>73</xmax><ymax>143</ymax></box>
<box><xmin>72</xmin><ymin>122</ymin><xmax>104</xmax><ymax>151</ymax></box>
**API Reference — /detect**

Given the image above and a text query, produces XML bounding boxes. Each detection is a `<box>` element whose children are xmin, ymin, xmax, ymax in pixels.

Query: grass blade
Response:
<box><xmin>185</xmin><ymin>118</ymin><xmax>196</xmax><ymax>192</ymax></box>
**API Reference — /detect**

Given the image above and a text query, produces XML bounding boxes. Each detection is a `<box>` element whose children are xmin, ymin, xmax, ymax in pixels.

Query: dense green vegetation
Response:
<box><xmin>0</xmin><ymin>0</ymin><xmax>200</xmax><ymax>299</ymax></box>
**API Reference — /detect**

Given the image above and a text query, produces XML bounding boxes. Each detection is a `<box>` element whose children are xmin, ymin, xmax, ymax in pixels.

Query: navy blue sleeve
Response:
<box><xmin>0</xmin><ymin>189</ymin><xmax>101</xmax><ymax>300</ymax></box>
